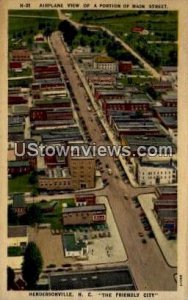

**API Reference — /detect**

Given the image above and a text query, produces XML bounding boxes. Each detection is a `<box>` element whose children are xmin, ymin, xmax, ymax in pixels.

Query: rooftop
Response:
<box><xmin>156</xmin><ymin>186</ymin><xmax>177</xmax><ymax>195</ymax></box>
<box><xmin>33</xmin><ymin>78</ymin><xmax>63</xmax><ymax>85</ymax></box>
<box><xmin>8</xmin><ymin>226</ymin><xmax>27</xmax><ymax>238</ymax></box>
<box><xmin>47</xmin><ymin>167</ymin><xmax>70</xmax><ymax>178</ymax></box>
<box><xmin>34</xmin><ymin>97</ymin><xmax>70</xmax><ymax>106</ymax></box>
<box><xmin>8</xmin><ymin>160</ymin><xmax>30</xmax><ymax>168</ymax></box>
<box><xmin>139</xmin><ymin>160</ymin><xmax>177</xmax><ymax>169</ymax></box>
<box><xmin>63</xmin><ymin>204</ymin><xmax>106</xmax><ymax>214</ymax></box>
<box><xmin>94</xmin><ymin>55</ymin><xmax>115</xmax><ymax>63</ymax></box>
<box><xmin>49</xmin><ymin>267</ymin><xmax>135</xmax><ymax>290</ymax></box>
<box><xmin>12</xmin><ymin>194</ymin><xmax>26</xmax><ymax>208</ymax></box>
<box><xmin>122</xmin><ymin>135</ymin><xmax>176</xmax><ymax>153</ymax></box>
<box><xmin>63</xmin><ymin>234</ymin><xmax>86</xmax><ymax>252</ymax></box>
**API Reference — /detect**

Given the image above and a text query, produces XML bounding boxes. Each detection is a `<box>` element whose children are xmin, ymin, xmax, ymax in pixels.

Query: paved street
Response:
<box><xmin>49</xmin><ymin>31</ymin><xmax>177</xmax><ymax>291</ymax></box>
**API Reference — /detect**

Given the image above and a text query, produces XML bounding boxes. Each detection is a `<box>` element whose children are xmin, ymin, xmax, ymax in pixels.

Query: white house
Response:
<box><xmin>63</xmin><ymin>234</ymin><xmax>88</xmax><ymax>258</ymax></box>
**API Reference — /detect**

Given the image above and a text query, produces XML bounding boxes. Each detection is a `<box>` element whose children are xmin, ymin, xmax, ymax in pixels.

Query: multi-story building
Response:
<box><xmin>121</xmin><ymin>135</ymin><xmax>177</xmax><ymax>157</ymax></box>
<box><xmin>153</xmin><ymin>187</ymin><xmax>177</xmax><ymax>237</ymax></box>
<box><xmin>112</xmin><ymin>118</ymin><xmax>162</xmax><ymax>137</ymax></box>
<box><xmin>11</xmin><ymin>49</ymin><xmax>31</xmax><ymax>62</ymax></box>
<box><xmin>93</xmin><ymin>56</ymin><xmax>118</xmax><ymax>72</ymax></box>
<box><xmin>118</xmin><ymin>61</ymin><xmax>132</xmax><ymax>74</ymax></box>
<box><xmin>102</xmin><ymin>97</ymin><xmax>150</xmax><ymax>120</ymax></box>
<box><xmin>137</xmin><ymin>158</ymin><xmax>177</xmax><ymax>186</ymax></box>
<box><xmin>68</xmin><ymin>152</ymin><xmax>96</xmax><ymax>190</ymax></box>
<box><xmin>62</xmin><ymin>204</ymin><xmax>106</xmax><ymax>225</ymax></box>
<box><xmin>38</xmin><ymin>148</ymin><xmax>96</xmax><ymax>191</ymax></box>
<box><xmin>8</xmin><ymin>160</ymin><xmax>31</xmax><ymax>176</ymax></box>
<box><xmin>30</xmin><ymin>107</ymin><xmax>73</xmax><ymax>122</ymax></box>
<box><xmin>38</xmin><ymin>168</ymin><xmax>72</xmax><ymax>191</ymax></box>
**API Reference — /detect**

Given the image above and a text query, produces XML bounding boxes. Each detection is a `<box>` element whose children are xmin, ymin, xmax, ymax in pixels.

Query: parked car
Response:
<box><xmin>107</xmin><ymin>168</ymin><xmax>112</xmax><ymax>175</ymax></box>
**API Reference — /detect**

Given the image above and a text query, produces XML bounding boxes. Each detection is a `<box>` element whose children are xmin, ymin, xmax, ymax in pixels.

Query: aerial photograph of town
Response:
<box><xmin>7</xmin><ymin>9</ymin><xmax>177</xmax><ymax>292</ymax></box>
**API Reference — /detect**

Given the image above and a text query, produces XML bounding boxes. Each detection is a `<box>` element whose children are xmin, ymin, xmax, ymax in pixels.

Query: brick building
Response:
<box><xmin>62</xmin><ymin>204</ymin><xmax>106</xmax><ymax>226</ymax></box>
<box><xmin>11</xmin><ymin>49</ymin><xmax>31</xmax><ymax>61</ymax></box>
<box><xmin>8</xmin><ymin>160</ymin><xmax>31</xmax><ymax>176</ymax></box>
<box><xmin>153</xmin><ymin>187</ymin><xmax>177</xmax><ymax>237</ymax></box>
<box><xmin>118</xmin><ymin>61</ymin><xmax>132</xmax><ymax>74</ymax></box>
<box><xmin>75</xmin><ymin>194</ymin><xmax>96</xmax><ymax>206</ymax></box>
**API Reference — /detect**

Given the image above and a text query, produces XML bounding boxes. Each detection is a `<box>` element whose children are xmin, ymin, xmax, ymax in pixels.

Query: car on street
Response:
<box><xmin>107</xmin><ymin>168</ymin><xmax>112</xmax><ymax>175</ymax></box>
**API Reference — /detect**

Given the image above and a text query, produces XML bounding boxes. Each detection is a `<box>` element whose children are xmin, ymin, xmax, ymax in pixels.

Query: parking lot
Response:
<box><xmin>28</xmin><ymin>227</ymin><xmax>73</xmax><ymax>268</ymax></box>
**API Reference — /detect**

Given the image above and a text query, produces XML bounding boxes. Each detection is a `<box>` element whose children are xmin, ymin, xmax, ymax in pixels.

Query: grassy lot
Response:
<box><xmin>132</xmin><ymin>69</ymin><xmax>150</xmax><ymax>76</ymax></box>
<box><xmin>8</xmin><ymin>67</ymin><xmax>32</xmax><ymax>78</ymax></box>
<box><xmin>118</xmin><ymin>76</ymin><xmax>152</xmax><ymax>87</ymax></box>
<box><xmin>8</xmin><ymin>10</ymin><xmax>60</xmax><ymax>45</ymax></box>
<box><xmin>35</xmin><ymin>42</ymin><xmax>51</xmax><ymax>52</ymax></box>
<box><xmin>9</xmin><ymin>16</ymin><xmax>59</xmax><ymax>35</ymax></box>
<box><xmin>68</xmin><ymin>10</ymin><xmax>177</xmax><ymax>40</ymax></box>
<box><xmin>39</xmin><ymin>198</ymin><xmax>75</xmax><ymax>230</ymax></box>
<box><xmin>8</xmin><ymin>246</ymin><xmax>23</xmax><ymax>256</ymax></box>
<box><xmin>9</xmin><ymin>174</ymin><xmax>37</xmax><ymax>194</ymax></box>
<box><xmin>67</xmin><ymin>10</ymin><xmax>177</xmax><ymax>67</ymax></box>
<box><xmin>8</xmin><ymin>78</ymin><xmax>33</xmax><ymax>88</ymax></box>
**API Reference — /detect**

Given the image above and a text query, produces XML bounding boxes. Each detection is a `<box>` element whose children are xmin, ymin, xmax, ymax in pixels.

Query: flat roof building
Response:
<box><xmin>62</xmin><ymin>204</ymin><xmax>106</xmax><ymax>225</ymax></box>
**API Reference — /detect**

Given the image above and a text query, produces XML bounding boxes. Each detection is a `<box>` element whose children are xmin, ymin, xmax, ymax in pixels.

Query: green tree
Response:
<box><xmin>58</xmin><ymin>20</ymin><xmax>78</xmax><ymax>46</ymax></box>
<box><xmin>27</xmin><ymin>204</ymin><xmax>42</xmax><ymax>225</ymax></box>
<box><xmin>22</xmin><ymin>242</ymin><xmax>43</xmax><ymax>290</ymax></box>
<box><xmin>31</xmin><ymin>188</ymin><xmax>38</xmax><ymax>195</ymax></box>
<box><xmin>7</xmin><ymin>266</ymin><xmax>15</xmax><ymax>290</ymax></box>
<box><xmin>8</xmin><ymin>205</ymin><xmax>18</xmax><ymax>225</ymax></box>
<box><xmin>29</xmin><ymin>171</ymin><xmax>38</xmax><ymax>185</ymax></box>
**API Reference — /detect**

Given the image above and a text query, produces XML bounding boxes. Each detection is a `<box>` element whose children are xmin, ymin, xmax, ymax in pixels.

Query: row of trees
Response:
<box><xmin>8</xmin><ymin>242</ymin><xmax>43</xmax><ymax>290</ymax></box>
<box><xmin>58</xmin><ymin>20</ymin><xmax>139</xmax><ymax>63</ymax></box>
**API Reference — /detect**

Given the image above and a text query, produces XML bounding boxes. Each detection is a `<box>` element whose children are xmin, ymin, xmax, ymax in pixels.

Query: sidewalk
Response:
<box><xmin>137</xmin><ymin>193</ymin><xmax>177</xmax><ymax>267</ymax></box>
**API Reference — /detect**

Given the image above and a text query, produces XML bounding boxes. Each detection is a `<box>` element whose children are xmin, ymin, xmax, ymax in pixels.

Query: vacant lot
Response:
<box><xmin>8</xmin><ymin>10</ymin><xmax>60</xmax><ymax>40</ymax></box>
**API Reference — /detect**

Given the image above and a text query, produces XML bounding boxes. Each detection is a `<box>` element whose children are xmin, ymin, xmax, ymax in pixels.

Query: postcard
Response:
<box><xmin>0</xmin><ymin>0</ymin><xmax>188</xmax><ymax>299</ymax></box>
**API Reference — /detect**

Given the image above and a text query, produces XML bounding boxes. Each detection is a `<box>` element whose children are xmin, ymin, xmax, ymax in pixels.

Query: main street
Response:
<box><xmin>50</xmin><ymin>31</ymin><xmax>177</xmax><ymax>291</ymax></box>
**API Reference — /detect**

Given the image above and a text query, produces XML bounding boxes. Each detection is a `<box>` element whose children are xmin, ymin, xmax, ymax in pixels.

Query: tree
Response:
<box><xmin>27</xmin><ymin>204</ymin><xmax>42</xmax><ymax>225</ymax></box>
<box><xmin>8</xmin><ymin>205</ymin><xmax>18</xmax><ymax>225</ymax></box>
<box><xmin>80</xmin><ymin>36</ymin><xmax>86</xmax><ymax>47</ymax></box>
<box><xmin>58</xmin><ymin>20</ymin><xmax>78</xmax><ymax>46</ymax></box>
<box><xmin>22</xmin><ymin>242</ymin><xmax>43</xmax><ymax>289</ymax></box>
<box><xmin>31</xmin><ymin>187</ymin><xmax>39</xmax><ymax>198</ymax></box>
<box><xmin>44</xmin><ymin>27</ymin><xmax>52</xmax><ymax>38</ymax></box>
<box><xmin>80</xmin><ymin>26</ymin><xmax>89</xmax><ymax>35</ymax></box>
<box><xmin>7</xmin><ymin>267</ymin><xmax>15</xmax><ymax>290</ymax></box>
<box><xmin>28</xmin><ymin>171</ymin><xmax>38</xmax><ymax>185</ymax></box>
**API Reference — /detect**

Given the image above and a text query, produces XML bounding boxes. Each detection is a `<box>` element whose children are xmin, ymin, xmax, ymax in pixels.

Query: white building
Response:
<box><xmin>93</xmin><ymin>56</ymin><xmax>118</xmax><ymax>72</ymax></box>
<box><xmin>63</xmin><ymin>234</ymin><xmax>88</xmax><ymax>258</ymax></box>
<box><xmin>137</xmin><ymin>159</ymin><xmax>177</xmax><ymax>186</ymax></box>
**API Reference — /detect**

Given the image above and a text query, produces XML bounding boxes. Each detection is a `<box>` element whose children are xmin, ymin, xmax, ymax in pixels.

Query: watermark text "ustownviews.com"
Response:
<box><xmin>14</xmin><ymin>142</ymin><xmax>174</xmax><ymax>158</ymax></box>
